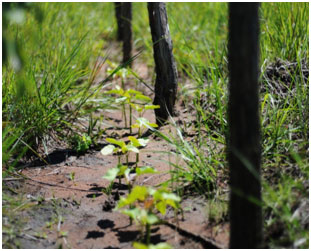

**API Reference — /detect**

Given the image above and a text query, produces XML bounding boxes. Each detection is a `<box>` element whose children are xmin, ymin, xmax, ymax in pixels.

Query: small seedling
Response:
<box><xmin>132</xmin><ymin>117</ymin><xmax>159</xmax><ymax>137</ymax></box>
<box><xmin>101</xmin><ymin>137</ymin><xmax>140</xmax><ymax>166</ymax></box>
<box><xmin>59</xmin><ymin>231</ymin><xmax>68</xmax><ymax>238</ymax></box>
<box><xmin>102</xmin><ymin>163</ymin><xmax>131</xmax><ymax>190</ymax></box>
<box><xmin>35</xmin><ymin>232</ymin><xmax>48</xmax><ymax>239</ymax></box>
<box><xmin>69</xmin><ymin>172</ymin><xmax>75</xmax><ymax>182</ymax></box>
<box><xmin>128</xmin><ymin>136</ymin><xmax>149</xmax><ymax>167</ymax></box>
<box><xmin>115</xmin><ymin>185</ymin><xmax>181</xmax><ymax>245</ymax></box>
<box><xmin>70</xmin><ymin>133</ymin><xmax>92</xmax><ymax>154</ymax></box>
<box><xmin>105</xmin><ymin>84</ymin><xmax>158</xmax><ymax>134</ymax></box>
<box><xmin>45</xmin><ymin>221</ymin><xmax>54</xmax><ymax>229</ymax></box>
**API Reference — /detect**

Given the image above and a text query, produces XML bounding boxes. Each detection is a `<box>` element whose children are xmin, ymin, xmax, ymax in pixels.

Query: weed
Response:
<box><xmin>70</xmin><ymin>134</ymin><xmax>92</xmax><ymax>154</ymax></box>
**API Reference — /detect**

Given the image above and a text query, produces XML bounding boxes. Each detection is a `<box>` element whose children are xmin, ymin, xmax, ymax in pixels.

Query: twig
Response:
<box><xmin>18</xmin><ymin>233</ymin><xmax>38</xmax><ymax>241</ymax></box>
<box><xmin>57</xmin><ymin>215</ymin><xmax>62</xmax><ymax>232</ymax></box>
<box><xmin>3</xmin><ymin>178</ymin><xmax>24</xmax><ymax>181</ymax></box>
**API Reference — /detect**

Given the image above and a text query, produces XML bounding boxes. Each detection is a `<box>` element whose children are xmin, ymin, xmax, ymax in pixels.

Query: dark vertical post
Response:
<box><xmin>121</xmin><ymin>2</ymin><xmax>132</xmax><ymax>67</ymax></box>
<box><xmin>114</xmin><ymin>2</ymin><xmax>123</xmax><ymax>41</ymax></box>
<box><xmin>228</xmin><ymin>3</ymin><xmax>263</xmax><ymax>248</ymax></box>
<box><xmin>147</xmin><ymin>2</ymin><xmax>178</xmax><ymax>125</ymax></box>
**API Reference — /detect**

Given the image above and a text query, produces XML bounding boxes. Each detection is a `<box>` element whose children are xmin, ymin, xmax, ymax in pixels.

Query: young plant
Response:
<box><xmin>105</xmin><ymin>86</ymin><xmax>130</xmax><ymax>129</ymax></box>
<box><xmin>101</xmin><ymin>136</ymin><xmax>150</xmax><ymax>190</ymax></box>
<box><xmin>131</xmin><ymin>117</ymin><xmax>159</xmax><ymax>138</ymax></box>
<box><xmin>105</xmin><ymin>84</ymin><xmax>158</xmax><ymax>134</ymax></box>
<box><xmin>70</xmin><ymin>133</ymin><xmax>92</xmax><ymax>154</ymax></box>
<box><xmin>102</xmin><ymin>163</ymin><xmax>131</xmax><ymax>189</ymax></box>
<box><xmin>128</xmin><ymin>136</ymin><xmax>149</xmax><ymax>167</ymax></box>
<box><xmin>115</xmin><ymin>185</ymin><xmax>181</xmax><ymax>245</ymax></box>
<box><xmin>101</xmin><ymin>137</ymin><xmax>139</xmax><ymax>165</ymax></box>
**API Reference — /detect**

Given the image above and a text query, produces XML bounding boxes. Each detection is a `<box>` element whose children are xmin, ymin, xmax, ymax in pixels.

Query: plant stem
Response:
<box><xmin>123</xmin><ymin>103</ymin><xmax>128</xmax><ymax>128</ymax></box>
<box><xmin>146</xmin><ymin>223</ymin><xmax>151</xmax><ymax>245</ymax></box>
<box><xmin>129</xmin><ymin>104</ymin><xmax>132</xmax><ymax>134</ymax></box>
<box><xmin>118</xmin><ymin>155</ymin><xmax>121</xmax><ymax>165</ymax></box>
<box><xmin>126</xmin><ymin>154</ymin><xmax>129</xmax><ymax>166</ymax></box>
<box><xmin>118</xmin><ymin>155</ymin><xmax>121</xmax><ymax>187</ymax></box>
<box><xmin>136</xmin><ymin>153</ymin><xmax>139</xmax><ymax>168</ymax></box>
<box><xmin>121</xmin><ymin>78</ymin><xmax>125</xmax><ymax>90</ymax></box>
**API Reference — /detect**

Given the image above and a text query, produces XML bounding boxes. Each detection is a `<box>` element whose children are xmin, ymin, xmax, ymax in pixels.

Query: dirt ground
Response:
<box><xmin>14</xmin><ymin>100</ymin><xmax>229</xmax><ymax>248</ymax></box>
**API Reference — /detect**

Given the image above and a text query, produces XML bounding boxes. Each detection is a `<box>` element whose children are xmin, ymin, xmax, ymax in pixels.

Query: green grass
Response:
<box><xmin>2</xmin><ymin>3</ymin><xmax>120</xmax><ymax>162</ymax></box>
<box><xmin>2</xmin><ymin>2</ymin><xmax>309</xmax><ymax>248</ymax></box>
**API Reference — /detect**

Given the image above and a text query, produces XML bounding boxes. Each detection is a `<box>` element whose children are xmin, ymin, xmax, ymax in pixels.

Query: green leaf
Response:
<box><xmin>128</xmin><ymin>186</ymin><xmax>148</xmax><ymax>203</ymax></box>
<box><xmin>106</xmin><ymin>138</ymin><xmax>125</xmax><ymax>148</ymax></box>
<box><xmin>122</xmin><ymin>92</ymin><xmax>131</xmax><ymax>98</ymax></box>
<box><xmin>128</xmin><ymin>136</ymin><xmax>141</xmax><ymax>147</ymax></box>
<box><xmin>133</xmin><ymin>242</ymin><xmax>148</xmax><ymax>249</ymax></box>
<box><xmin>126</xmin><ymin>145</ymin><xmax>139</xmax><ymax>153</ymax></box>
<box><xmin>133</xmin><ymin>242</ymin><xmax>149</xmax><ymax>249</ymax></box>
<box><xmin>134</xmin><ymin>94</ymin><xmax>152</xmax><ymax>102</ymax></box>
<box><xmin>131</xmin><ymin>123</ymin><xmax>141</xmax><ymax>129</ymax></box>
<box><xmin>105</xmin><ymin>89</ymin><xmax>123</xmax><ymax>95</ymax></box>
<box><xmin>121</xmin><ymin>145</ymin><xmax>129</xmax><ymax>154</ymax></box>
<box><xmin>137</xmin><ymin>117</ymin><xmax>149</xmax><ymax>125</ymax></box>
<box><xmin>115</xmin><ymin>96</ymin><xmax>128</xmax><ymax>103</ymax></box>
<box><xmin>102</xmin><ymin>167</ymin><xmax>119</xmax><ymax>181</ymax></box>
<box><xmin>133</xmin><ymin>242</ymin><xmax>172</xmax><ymax>249</ymax></box>
<box><xmin>151</xmin><ymin>243</ymin><xmax>172</xmax><ymax>249</ymax></box>
<box><xmin>150</xmin><ymin>190</ymin><xmax>162</xmax><ymax>201</ymax></box>
<box><xmin>136</xmin><ymin>117</ymin><xmax>158</xmax><ymax>129</ymax></box>
<box><xmin>156</xmin><ymin>201</ymin><xmax>166</xmax><ymax>215</ymax></box>
<box><xmin>121</xmin><ymin>208</ymin><xmax>140</xmax><ymax>222</ymax></box>
<box><xmin>115</xmin><ymin>197</ymin><xmax>130</xmax><ymax>209</ymax></box>
<box><xmin>146</xmin><ymin>213</ymin><xmax>159</xmax><ymax>225</ymax></box>
<box><xmin>138</xmin><ymin>138</ymin><xmax>149</xmax><ymax>146</ymax></box>
<box><xmin>162</xmin><ymin>192</ymin><xmax>181</xmax><ymax>202</ymax></box>
<box><xmin>130</xmin><ymin>103</ymin><xmax>144</xmax><ymax>112</ymax></box>
<box><xmin>118</xmin><ymin>165</ymin><xmax>128</xmax><ymax>176</ymax></box>
<box><xmin>147</xmin><ymin>122</ymin><xmax>158</xmax><ymax>128</ymax></box>
<box><xmin>100</xmin><ymin>145</ymin><xmax>115</xmax><ymax>155</ymax></box>
<box><xmin>59</xmin><ymin>231</ymin><xmax>68</xmax><ymax>237</ymax></box>
<box><xmin>127</xmin><ymin>89</ymin><xmax>142</xmax><ymax>96</ymax></box>
<box><xmin>128</xmin><ymin>137</ymin><xmax>149</xmax><ymax>147</ymax></box>
<box><xmin>144</xmin><ymin>105</ymin><xmax>160</xmax><ymax>110</ymax></box>
<box><xmin>165</xmin><ymin>199</ymin><xmax>178</xmax><ymax>209</ymax></box>
<box><xmin>124</xmin><ymin>168</ymin><xmax>131</xmax><ymax>184</ymax></box>
<box><xmin>136</xmin><ymin>166</ymin><xmax>158</xmax><ymax>176</ymax></box>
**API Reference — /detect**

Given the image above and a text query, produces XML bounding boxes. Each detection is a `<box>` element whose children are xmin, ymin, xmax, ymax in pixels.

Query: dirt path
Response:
<box><xmin>17</xmin><ymin>103</ymin><xmax>228</xmax><ymax>248</ymax></box>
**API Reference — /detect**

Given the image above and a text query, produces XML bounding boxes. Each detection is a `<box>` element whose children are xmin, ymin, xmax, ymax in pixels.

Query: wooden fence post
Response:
<box><xmin>147</xmin><ymin>2</ymin><xmax>178</xmax><ymax>125</ymax></box>
<box><xmin>114</xmin><ymin>2</ymin><xmax>123</xmax><ymax>41</ymax></box>
<box><xmin>228</xmin><ymin>3</ymin><xmax>263</xmax><ymax>248</ymax></box>
<box><xmin>120</xmin><ymin>3</ymin><xmax>132</xmax><ymax>67</ymax></box>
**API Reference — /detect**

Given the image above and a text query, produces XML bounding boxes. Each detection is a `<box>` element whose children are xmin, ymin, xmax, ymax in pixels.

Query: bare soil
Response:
<box><xmin>14</xmin><ymin>104</ymin><xmax>228</xmax><ymax>249</ymax></box>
